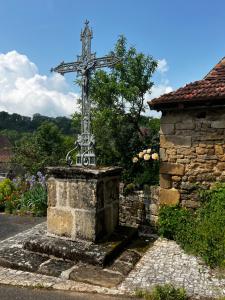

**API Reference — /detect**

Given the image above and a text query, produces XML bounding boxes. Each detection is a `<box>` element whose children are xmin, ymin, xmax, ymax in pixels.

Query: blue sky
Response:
<box><xmin>0</xmin><ymin>0</ymin><xmax>225</xmax><ymax>117</ymax></box>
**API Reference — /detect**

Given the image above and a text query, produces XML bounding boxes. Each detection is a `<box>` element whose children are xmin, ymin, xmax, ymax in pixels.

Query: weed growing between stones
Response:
<box><xmin>135</xmin><ymin>284</ymin><xmax>188</xmax><ymax>300</ymax></box>
<box><xmin>158</xmin><ymin>183</ymin><xmax>225</xmax><ymax>268</ymax></box>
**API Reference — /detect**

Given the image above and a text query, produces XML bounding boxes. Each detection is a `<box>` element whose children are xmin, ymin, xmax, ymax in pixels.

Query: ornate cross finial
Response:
<box><xmin>51</xmin><ymin>21</ymin><xmax>119</xmax><ymax>167</ymax></box>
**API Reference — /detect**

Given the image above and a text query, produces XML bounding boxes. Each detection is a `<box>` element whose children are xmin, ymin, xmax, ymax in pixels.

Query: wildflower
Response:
<box><xmin>147</xmin><ymin>148</ymin><xmax>151</xmax><ymax>154</ymax></box>
<box><xmin>132</xmin><ymin>157</ymin><xmax>138</xmax><ymax>163</ymax></box>
<box><xmin>144</xmin><ymin>153</ymin><xmax>151</xmax><ymax>161</ymax></box>
<box><xmin>143</xmin><ymin>149</ymin><xmax>147</xmax><ymax>154</ymax></box>
<box><xmin>138</xmin><ymin>152</ymin><xmax>144</xmax><ymax>158</ymax></box>
<box><xmin>152</xmin><ymin>153</ymin><xmax>159</xmax><ymax>160</ymax></box>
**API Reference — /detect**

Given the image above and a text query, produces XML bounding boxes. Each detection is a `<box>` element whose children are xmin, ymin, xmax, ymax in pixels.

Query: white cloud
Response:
<box><xmin>144</xmin><ymin>59</ymin><xmax>173</xmax><ymax>118</ymax></box>
<box><xmin>150</xmin><ymin>81</ymin><xmax>173</xmax><ymax>100</ymax></box>
<box><xmin>157</xmin><ymin>58</ymin><xmax>169</xmax><ymax>73</ymax></box>
<box><xmin>0</xmin><ymin>51</ymin><xmax>79</xmax><ymax>117</ymax></box>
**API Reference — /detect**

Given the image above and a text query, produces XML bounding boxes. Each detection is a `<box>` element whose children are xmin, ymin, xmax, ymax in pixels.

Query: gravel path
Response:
<box><xmin>119</xmin><ymin>238</ymin><xmax>225</xmax><ymax>299</ymax></box>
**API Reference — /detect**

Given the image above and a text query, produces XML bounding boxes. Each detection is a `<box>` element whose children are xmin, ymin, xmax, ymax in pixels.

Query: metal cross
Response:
<box><xmin>51</xmin><ymin>20</ymin><xmax>119</xmax><ymax>167</ymax></box>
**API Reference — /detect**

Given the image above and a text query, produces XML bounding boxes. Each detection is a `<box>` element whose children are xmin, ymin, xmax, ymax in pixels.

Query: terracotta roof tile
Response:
<box><xmin>148</xmin><ymin>57</ymin><xmax>225</xmax><ymax>109</ymax></box>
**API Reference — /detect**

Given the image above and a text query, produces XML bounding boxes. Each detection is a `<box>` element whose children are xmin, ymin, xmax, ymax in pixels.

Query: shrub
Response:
<box><xmin>18</xmin><ymin>183</ymin><xmax>47</xmax><ymax>216</ymax></box>
<box><xmin>158</xmin><ymin>183</ymin><xmax>225</xmax><ymax>268</ymax></box>
<box><xmin>136</xmin><ymin>284</ymin><xmax>188</xmax><ymax>300</ymax></box>
<box><xmin>0</xmin><ymin>178</ymin><xmax>16</xmax><ymax>210</ymax></box>
<box><xmin>158</xmin><ymin>205</ymin><xmax>193</xmax><ymax>240</ymax></box>
<box><xmin>123</xmin><ymin>183</ymin><xmax>136</xmax><ymax>195</ymax></box>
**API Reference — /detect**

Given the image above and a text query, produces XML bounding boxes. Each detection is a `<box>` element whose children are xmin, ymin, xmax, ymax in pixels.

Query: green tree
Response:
<box><xmin>89</xmin><ymin>36</ymin><xmax>159</xmax><ymax>186</ymax></box>
<box><xmin>13</xmin><ymin>122</ymin><xmax>73</xmax><ymax>173</ymax></box>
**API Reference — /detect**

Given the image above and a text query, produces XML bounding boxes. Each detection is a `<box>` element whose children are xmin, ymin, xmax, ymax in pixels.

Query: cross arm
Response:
<box><xmin>94</xmin><ymin>55</ymin><xmax>120</xmax><ymax>69</ymax></box>
<box><xmin>50</xmin><ymin>61</ymin><xmax>80</xmax><ymax>75</ymax></box>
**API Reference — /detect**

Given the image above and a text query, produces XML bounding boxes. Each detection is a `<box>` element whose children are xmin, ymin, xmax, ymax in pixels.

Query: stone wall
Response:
<box><xmin>160</xmin><ymin>108</ymin><xmax>225</xmax><ymax>208</ymax></box>
<box><xmin>119</xmin><ymin>185</ymin><xmax>159</xmax><ymax>228</ymax></box>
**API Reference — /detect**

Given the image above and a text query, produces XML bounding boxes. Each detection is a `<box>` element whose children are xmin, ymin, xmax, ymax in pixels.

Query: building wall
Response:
<box><xmin>119</xmin><ymin>185</ymin><xmax>159</xmax><ymax>228</ymax></box>
<box><xmin>159</xmin><ymin>108</ymin><xmax>225</xmax><ymax>208</ymax></box>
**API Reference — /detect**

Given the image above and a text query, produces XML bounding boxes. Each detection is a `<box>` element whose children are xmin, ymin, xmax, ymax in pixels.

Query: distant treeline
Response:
<box><xmin>0</xmin><ymin>111</ymin><xmax>74</xmax><ymax>135</ymax></box>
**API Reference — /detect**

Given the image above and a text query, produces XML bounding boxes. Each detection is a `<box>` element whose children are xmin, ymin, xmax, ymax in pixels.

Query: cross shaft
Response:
<box><xmin>51</xmin><ymin>20</ymin><xmax>119</xmax><ymax>167</ymax></box>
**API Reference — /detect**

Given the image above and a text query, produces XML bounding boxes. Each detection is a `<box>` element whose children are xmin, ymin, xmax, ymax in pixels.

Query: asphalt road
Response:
<box><xmin>0</xmin><ymin>284</ymin><xmax>135</xmax><ymax>300</ymax></box>
<box><xmin>0</xmin><ymin>213</ymin><xmax>46</xmax><ymax>241</ymax></box>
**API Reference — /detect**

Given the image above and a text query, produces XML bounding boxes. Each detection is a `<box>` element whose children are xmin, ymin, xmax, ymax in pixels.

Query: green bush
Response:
<box><xmin>158</xmin><ymin>205</ymin><xmax>193</xmax><ymax>240</ymax></box>
<box><xmin>158</xmin><ymin>183</ymin><xmax>225</xmax><ymax>268</ymax></box>
<box><xmin>0</xmin><ymin>178</ymin><xmax>16</xmax><ymax>210</ymax></box>
<box><xmin>136</xmin><ymin>284</ymin><xmax>188</xmax><ymax>300</ymax></box>
<box><xmin>123</xmin><ymin>183</ymin><xmax>136</xmax><ymax>195</ymax></box>
<box><xmin>18</xmin><ymin>183</ymin><xmax>47</xmax><ymax>216</ymax></box>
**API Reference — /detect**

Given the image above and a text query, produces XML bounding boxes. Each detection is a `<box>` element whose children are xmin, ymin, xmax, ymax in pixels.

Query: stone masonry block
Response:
<box><xmin>104</xmin><ymin>178</ymin><xmax>120</xmax><ymax>205</ymax></box>
<box><xmin>47</xmin><ymin>208</ymin><xmax>73</xmax><ymax>238</ymax></box>
<box><xmin>175</xmin><ymin>122</ymin><xmax>195</xmax><ymax>130</ymax></box>
<box><xmin>160</xmin><ymin>174</ymin><xmax>172</xmax><ymax>189</ymax></box>
<box><xmin>68</xmin><ymin>180</ymin><xmax>97</xmax><ymax>209</ymax></box>
<box><xmin>215</xmin><ymin>145</ymin><xmax>224</xmax><ymax>156</ymax></box>
<box><xmin>211</xmin><ymin>121</ymin><xmax>225</xmax><ymax>128</ymax></box>
<box><xmin>46</xmin><ymin>166</ymin><xmax>122</xmax><ymax>242</ymax></box>
<box><xmin>56</xmin><ymin>180</ymin><xmax>67</xmax><ymax>207</ymax></box>
<box><xmin>159</xmin><ymin>188</ymin><xmax>180</xmax><ymax>205</ymax></box>
<box><xmin>160</xmin><ymin>135</ymin><xmax>192</xmax><ymax>148</ymax></box>
<box><xmin>160</xmin><ymin>124</ymin><xmax>175</xmax><ymax>135</ymax></box>
<box><xmin>74</xmin><ymin>210</ymin><xmax>96</xmax><ymax>241</ymax></box>
<box><xmin>161</xmin><ymin>112</ymin><xmax>182</xmax><ymax>124</ymax></box>
<box><xmin>160</xmin><ymin>148</ymin><xmax>168</xmax><ymax>161</ymax></box>
<box><xmin>47</xmin><ymin>178</ymin><xmax>56</xmax><ymax>207</ymax></box>
<box><xmin>160</xmin><ymin>162</ymin><xmax>185</xmax><ymax>176</ymax></box>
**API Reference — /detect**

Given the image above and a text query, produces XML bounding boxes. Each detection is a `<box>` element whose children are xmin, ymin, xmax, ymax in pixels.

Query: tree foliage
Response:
<box><xmin>13</xmin><ymin>122</ymin><xmax>74</xmax><ymax>173</ymax></box>
<box><xmin>89</xmin><ymin>36</ymin><xmax>159</xmax><ymax>186</ymax></box>
<box><xmin>0</xmin><ymin>111</ymin><xmax>75</xmax><ymax>135</ymax></box>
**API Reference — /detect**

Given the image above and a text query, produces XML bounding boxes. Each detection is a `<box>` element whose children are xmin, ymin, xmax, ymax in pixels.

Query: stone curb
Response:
<box><xmin>0</xmin><ymin>266</ymin><xmax>129</xmax><ymax>296</ymax></box>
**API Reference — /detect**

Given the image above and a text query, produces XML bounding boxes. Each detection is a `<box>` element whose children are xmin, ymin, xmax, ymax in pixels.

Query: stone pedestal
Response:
<box><xmin>46</xmin><ymin>166</ymin><xmax>122</xmax><ymax>242</ymax></box>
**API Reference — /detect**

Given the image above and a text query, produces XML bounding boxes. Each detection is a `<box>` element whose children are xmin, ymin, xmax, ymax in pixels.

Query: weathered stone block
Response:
<box><xmin>161</xmin><ymin>112</ymin><xmax>183</xmax><ymax>124</ymax></box>
<box><xmin>159</xmin><ymin>188</ymin><xmax>180</xmax><ymax>205</ymax></box>
<box><xmin>160</xmin><ymin>162</ymin><xmax>185</xmax><ymax>176</ymax></box>
<box><xmin>211</xmin><ymin>120</ymin><xmax>225</xmax><ymax>128</ymax></box>
<box><xmin>47</xmin><ymin>178</ymin><xmax>56</xmax><ymax>207</ymax></box>
<box><xmin>176</xmin><ymin>122</ymin><xmax>195</xmax><ymax>130</ymax></box>
<box><xmin>47</xmin><ymin>208</ymin><xmax>73</xmax><ymax>238</ymax></box>
<box><xmin>105</xmin><ymin>178</ymin><xmax>119</xmax><ymax>205</ymax></box>
<box><xmin>160</xmin><ymin>148</ymin><xmax>167</xmax><ymax>161</ymax></box>
<box><xmin>74</xmin><ymin>210</ymin><xmax>96</xmax><ymax>241</ymax></box>
<box><xmin>160</xmin><ymin>174</ymin><xmax>172</xmax><ymax>189</ymax></box>
<box><xmin>196</xmin><ymin>147</ymin><xmax>206</xmax><ymax>155</ymax></box>
<box><xmin>46</xmin><ymin>166</ymin><xmax>122</xmax><ymax>242</ymax></box>
<box><xmin>160</xmin><ymin>135</ymin><xmax>192</xmax><ymax>148</ymax></box>
<box><xmin>104</xmin><ymin>205</ymin><xmax>114</xmax><ymax>235</ymax></box>
<box><xmin>77</xmin><ymin>180</ymin><xmax>97</xmax><ymax>209</ymax></box>
<box><xmin>160</xmin><ymin>124</ymin><xmax>175</xmax><ymax>135</ymax></box>
<box><xmin>172</xmin><ymin>176</ymin><xmax>181</xmax><ymax>182</ymax></box>
<box><xmin>217</xmin><ymin>162</ymin><xmax>225</xmax><ymax>171</ymax></box>
<box><xmin>215</xmin><ymin>145</ymin><xmax>224</xmax><ymax>156</ymax></box>
<box><xmin>56</xmin><ymin>180</ymin><xmax>68</xmax><ymax>207</ymax></box>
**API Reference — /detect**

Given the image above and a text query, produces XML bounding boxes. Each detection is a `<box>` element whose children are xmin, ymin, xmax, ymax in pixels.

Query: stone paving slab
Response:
<box><xmin>24</xmin><ymin>225</ymin><xmax>137</xmax><ymax>266</ymax></box>
<box><xmin>119</xmin><ymin>238</ymin><xmax>225</xmax><ymax>299</ymax></box>
<box><xmin>0</xmin><ymin>222</ymin><xmax>147</xmax><ymax>293</ymax></box>
<box><xmin>0</xmin><ymin>221</ymin><xmax>224</xmax><ymax>299</ymax></box>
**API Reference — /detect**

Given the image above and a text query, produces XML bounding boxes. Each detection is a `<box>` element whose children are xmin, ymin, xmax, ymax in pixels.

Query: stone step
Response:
<box><xmin>23</xmin><ymin>226</ymin><xmax>137</xmax><ymax>267</ymax></box>
<box><xmin>0</xmin><ymin>247</ymin><xmax>49</xmax><ymax>272</ymax></box>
